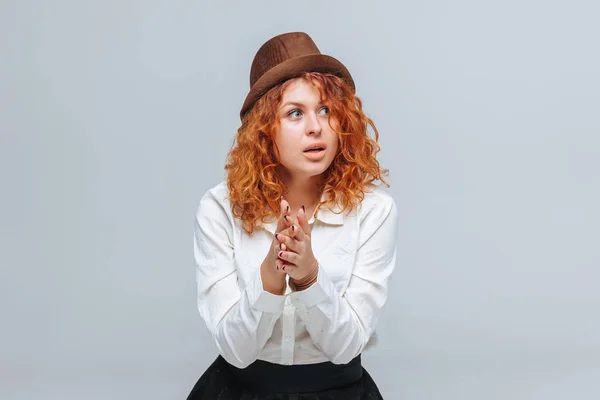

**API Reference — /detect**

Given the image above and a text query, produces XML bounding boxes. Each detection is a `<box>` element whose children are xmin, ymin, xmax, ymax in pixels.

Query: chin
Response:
<box><xmin>281</xmin><ymin>157</ymin><xmax>335</xmax><ymax>179</ymax></box>
<box><xmin>301</xmin><ymin>164</ymin><xmax>332</xmax><ymax>178</ymax></box>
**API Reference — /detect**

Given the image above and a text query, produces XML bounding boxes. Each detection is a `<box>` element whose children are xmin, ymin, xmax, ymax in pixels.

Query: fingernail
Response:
<box><xmin>284</xmin><ymin>215</ymin><xmax>288</xmax><ymax>221</ymax></box>
<box><xmin>279</xmin><ymin>251</ymin><xmax>283</xmax><ymax>258</ymax></box>
<box><xmin>280</xmin><ymin>243</ymin><xmax>283</xmax><ymax>250</ymax></box>
<box><xmin>282</xmin><ymin>266</ymin><xmax>286</xmax><ymax>271</ymax></box>
<box><xmin>301</xmin><ymin>204</ymin><xmax>305</xmax><ymax>212</ymax></box>
<box><xmin>276</xmin><ymin>266</ymin><xmax>279</xmax><ymax>270</ymax></box>
<box><xmin>291</xmin><ymin>225</ymin><xmax>295</xmax><ymax>232</ymax></box>
<box><xmin>287</xmin><ymin>205</ymin><xmax>290</xmax><ymax>212</ymax></box>
<box><xmin>275</xmin><ymin>234</ymin><xmax>279</xmax><ymax>240</ymax></box>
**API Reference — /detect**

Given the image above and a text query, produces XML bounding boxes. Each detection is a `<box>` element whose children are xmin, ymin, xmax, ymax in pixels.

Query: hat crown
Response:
<box><xmin>240</xmin><ymin>31</ymin><xmax>354</xmax><ymax>120</ymax></box>
<box><xmin>250</xmin><ymin>32</ymin><xmax>321</xmax><ymax>88</ymax></box>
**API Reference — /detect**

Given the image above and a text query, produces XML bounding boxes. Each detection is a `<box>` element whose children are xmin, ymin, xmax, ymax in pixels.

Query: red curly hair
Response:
<box><xmin>225</xmin><ymin>71</ymin><xmax>389</xmax><ymax>234</ymax></box>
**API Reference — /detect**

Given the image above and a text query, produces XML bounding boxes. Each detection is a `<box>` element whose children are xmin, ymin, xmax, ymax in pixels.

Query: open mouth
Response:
<box><xmin>303</xmin><ymin>147</ymin><xmax>325</xmax><ymax>153</ymax></box>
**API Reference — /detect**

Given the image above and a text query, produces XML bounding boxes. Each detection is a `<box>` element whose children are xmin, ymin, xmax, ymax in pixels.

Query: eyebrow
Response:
<box><xmin>280</xmin><ymin>101</ymin><xmax>324</xmax><ymax>109</ymax></box>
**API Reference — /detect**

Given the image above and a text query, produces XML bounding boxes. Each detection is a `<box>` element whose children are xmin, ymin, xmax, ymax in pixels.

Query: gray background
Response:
<box><xmin>1</xmin><ymin>1</ymin><xmax>599</xmax><ymax>399</ymax></box>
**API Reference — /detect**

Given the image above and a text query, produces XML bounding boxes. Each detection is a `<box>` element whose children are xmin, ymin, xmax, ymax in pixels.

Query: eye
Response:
<box><xmin>287</xmin><ymin>107</ymin><xmax>329</xmax><ymax>119</ymax></box>
<box><xmin>288</xmin><ymin>109</ymin><xmax>303</xmax><ymax>118</ymax></box>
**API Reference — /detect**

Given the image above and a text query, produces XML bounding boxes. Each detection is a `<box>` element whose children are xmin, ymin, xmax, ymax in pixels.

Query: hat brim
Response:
<box><xmin>240</xmin><ymin>53</ymin><xmax>355</xmax><ymax>120</ymax></box>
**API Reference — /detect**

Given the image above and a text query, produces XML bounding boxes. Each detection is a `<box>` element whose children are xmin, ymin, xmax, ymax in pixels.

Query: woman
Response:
<box><xmin>187</xmin><ymin>31</ymin><xmax>398</xmax><ymax>399</ymax></box>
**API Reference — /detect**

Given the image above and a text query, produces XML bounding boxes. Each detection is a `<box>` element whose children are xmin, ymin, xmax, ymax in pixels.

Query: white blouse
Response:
<box><xmin>193</xmin><ymin>181</ymin><xmax>398</xmax><ymax>369</ymax></box>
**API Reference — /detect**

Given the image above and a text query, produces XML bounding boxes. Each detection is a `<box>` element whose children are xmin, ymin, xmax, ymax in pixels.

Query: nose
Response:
<box><xmin>306</xmin><ymin>111</ymin><xmax>322</xmax><ymax>136</ymax></box>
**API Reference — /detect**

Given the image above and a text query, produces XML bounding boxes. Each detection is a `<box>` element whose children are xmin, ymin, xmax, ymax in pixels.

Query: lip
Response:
<box><xmin>302</xmin><ymin>142</ymin><xmax>327</xmax><ymax>152</ymax></box>
<box><xmin>303</xmin><ymin>148</ymin><xmax>326</xmax><ymax>161</ymax></box>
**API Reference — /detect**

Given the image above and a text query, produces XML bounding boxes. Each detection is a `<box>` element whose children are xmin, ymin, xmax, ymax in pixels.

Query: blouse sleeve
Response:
<box><xmin>289</xmin><ymin>194</ymin><xmax>398</xmax><ymax>364</ymax></box>
<box><xmin>194</xmin><ymin>191</ymin><xmax>286</xmax><ymax>369</ymax></box>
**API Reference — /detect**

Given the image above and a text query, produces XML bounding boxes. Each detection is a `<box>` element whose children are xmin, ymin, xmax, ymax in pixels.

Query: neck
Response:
<box><xmin>281</xmin><ymin>173</ymin><xmax>323</xmax><ymax>213</ymax></box>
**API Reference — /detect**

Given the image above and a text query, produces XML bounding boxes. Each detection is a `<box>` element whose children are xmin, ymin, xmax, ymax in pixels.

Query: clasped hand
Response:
<box><xmin>274</xmin><ymin>197</ymin><xmax>318</xmax><ymax>281</ymax></box>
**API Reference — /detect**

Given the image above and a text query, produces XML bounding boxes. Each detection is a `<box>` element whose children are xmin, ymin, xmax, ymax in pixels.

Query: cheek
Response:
<box><xmin>274</xmin><ymin>134</ymin><xmax>297</xmax><ymax>163</ymax></box>
<box><xmin>332</xmin><ymin>135</ymin><xmax>340</xmax><ymax>151</ymax></box>
<box><xmin>328</xmin><ymin>134</ymin><xmax>340</xmax><ymax>155</ymax></box>
<box><xmin>276</xmin><ymin>125</ymin><xmax>302</xmax><ymax>150</ymax></box>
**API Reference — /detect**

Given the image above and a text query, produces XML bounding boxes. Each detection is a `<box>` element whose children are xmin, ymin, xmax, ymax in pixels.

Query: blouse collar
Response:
<box><xmin>259</xmin><ymin>192</ymin><xmax>345</xmax><ymax>234</ymax></box>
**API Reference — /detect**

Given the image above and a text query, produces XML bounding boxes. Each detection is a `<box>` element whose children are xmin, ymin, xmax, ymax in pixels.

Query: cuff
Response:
<box><xmin>289</xmin><ymin>263</ymin><xmax>333</xmax><ymax>309</ymax></box>
<box><xmin>246</xmin><ymin>266</ymin><xmax>286</xmax><ymax>313</ymax></box>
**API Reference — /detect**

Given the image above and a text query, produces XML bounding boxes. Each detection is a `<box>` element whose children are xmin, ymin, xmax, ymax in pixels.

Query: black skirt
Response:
<box><xmin>186</xmin><ymin>354</ymin><xmax>384</xmax><ymax>399</ymax></box>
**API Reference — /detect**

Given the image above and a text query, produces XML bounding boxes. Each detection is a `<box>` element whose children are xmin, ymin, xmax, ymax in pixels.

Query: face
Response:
<box><xmin>274</xmin><ymin>79</ymin><xmax>339</xmax><ymax>182</ymax></box>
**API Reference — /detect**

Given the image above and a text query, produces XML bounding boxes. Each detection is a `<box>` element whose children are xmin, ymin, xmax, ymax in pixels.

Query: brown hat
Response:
<box><xmin>240</xmin><ymin>31</ymin><xmax>355</xmax><ymax>120</ymax></box>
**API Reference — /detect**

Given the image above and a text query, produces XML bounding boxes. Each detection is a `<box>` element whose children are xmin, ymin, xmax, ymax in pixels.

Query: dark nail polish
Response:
<box><xmin>275</xmin><ymin>234</ymin><xmax>279</xmax><ymax>240</ymax></box>
<box><xmin>282</xmin><ymin>266</ymin><xmax>286</xmax><ymax>271</ymax></box>
<box><xmin>284</xmin><ymin>215</ymin><xmax>288</xmax><ymax>221</ymax></box>
<box><xmin>280</xmin><ymin>243</ymin><xmax>283</xmax><ymax>250</ymax></box>
<box><xmin>279</xmin><ymin>251</ymin><xmax>283</xmax><ymax>258</ymax></box>
<box><xmin>292</xmin><ymin>225</ymin><xmax>295</xmax><ymax>232</ymax></box>
<box><xmin>301</xmin><ymin>204</ymin><xmax>305</xmax><ymax>212</ymax></box>
<box><xmin>287</xmin><ymin>205</ymin><xmax>290</xmax><ymax>212</ymax></box>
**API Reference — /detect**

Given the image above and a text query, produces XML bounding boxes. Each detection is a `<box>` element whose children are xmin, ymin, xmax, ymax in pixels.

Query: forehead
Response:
<box><xmin>281</xmin><ymin>78</ymin><xmax>322</xmax><ymax>103</ymax></box>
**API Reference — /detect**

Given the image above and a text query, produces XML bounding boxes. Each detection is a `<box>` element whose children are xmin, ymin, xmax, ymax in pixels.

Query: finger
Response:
<box><xmin>278</xmin><ymin>250</ymin><xmax>299</xmax><ymax>264</ymax></box>
<box><xmin>275</xmin><ymin>232</ymin><xmax>298</xmax><ymax>252</ymax></box>
<box><xmin>273</xmin><ymin>240</ymin><xmax>282</xmax><ymax>257</ymax></box>
<box><xmin>282</xmin><ymin>197</ymin><xmax>292</xmax><ymax>217</ymax></box>
<box><xmin>280</xmin><ymin>264</ymin><xmax>299</xmax><ymax>279</ymax></box>
<box><xmin>275</xmin><ymin>258</ymin><xmax>294</xmax><ymax>272</ymax></box>
<box><xmin>276</xmin><ymin>196</ymin><xmax>291</xmax><ymax>233</ymax></box>
<box><xmin>282</xmin><ymin>200</ymin><xmax>297</xmax><ymax>229</ymax></box>
<box><xmin>290</xmin><ymin>219</ymin><xmax>306</xmax><ymax>242</ymax></box>
<box><xmin>297</xmin><ymin>205</ymin><xmax>311</xmax><ymax>237</ymax></box>
<box><xmin>283</xmin><ymin>213</ymin><xmax>294</xmax><ymax>228</ymax></box>
<box><xmin>278</xmin><ymin>224</ymin><xmax>299</xmax><ymax>240</ymax></box>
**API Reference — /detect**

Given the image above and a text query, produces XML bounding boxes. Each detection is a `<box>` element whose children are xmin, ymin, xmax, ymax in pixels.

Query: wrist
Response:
<box><xmin>264</xmin><ymin>281</ymin><xmax>286</xmax><ymax>295</ymax></box>
<box><xmin>290</xmin><ymin>260</ymin><xmax>319</xmax><ymax>292</ymax></box>
<box><xmin>261</xmin><ymin>261</ymin><xmax>286</xmax><ymax>295</ymax></box>
<box><xmin>262</xmin><ymin>273</ymin><xmax>286</xmax><ymax>295</ymax></box>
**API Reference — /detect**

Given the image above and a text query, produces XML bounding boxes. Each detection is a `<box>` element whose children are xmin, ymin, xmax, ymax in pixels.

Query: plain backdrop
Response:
<box><xmin>1</xmin><ymin>1</ymin><xmax>599</xmax><ymax>399</ymax></box>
